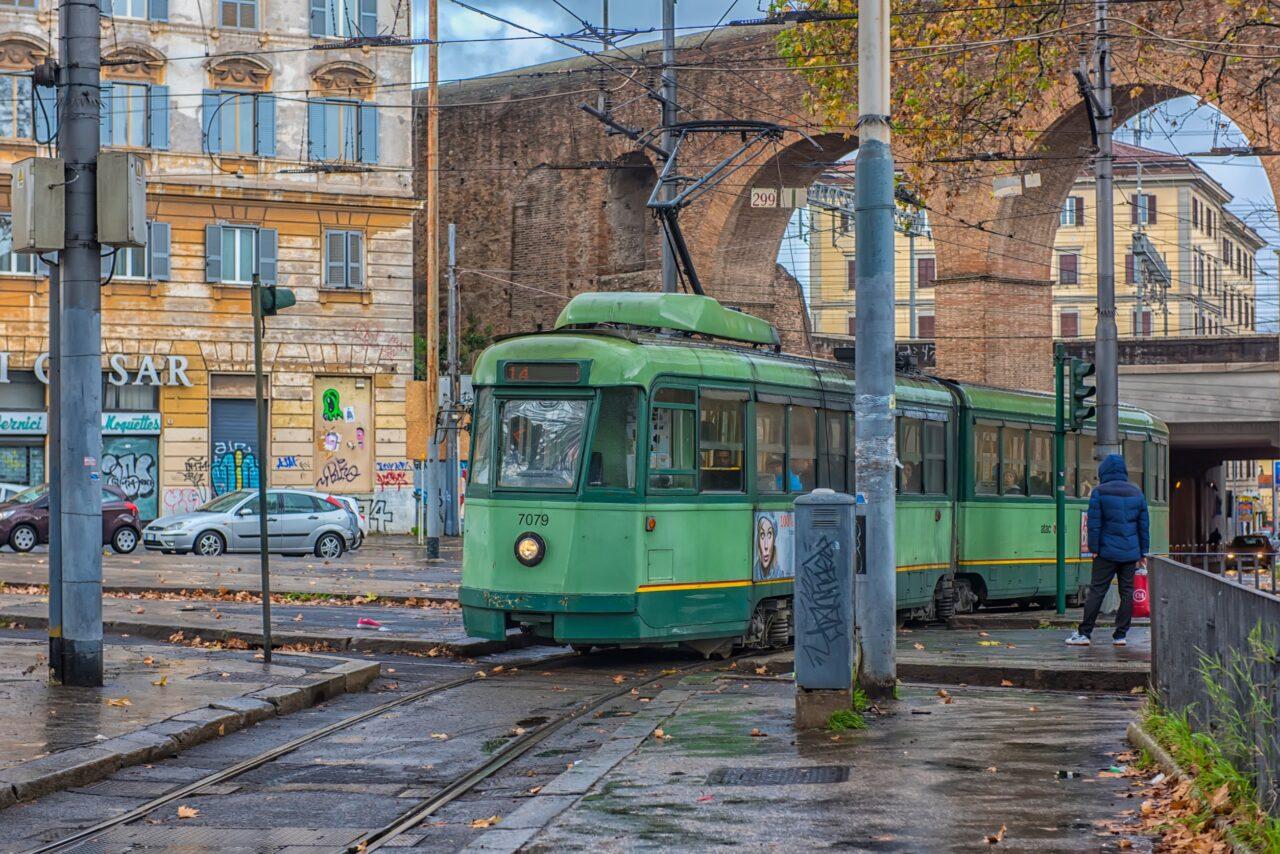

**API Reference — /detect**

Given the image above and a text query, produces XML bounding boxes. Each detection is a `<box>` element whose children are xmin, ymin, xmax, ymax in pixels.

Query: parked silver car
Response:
<box><xmin>142</xmin><ymin>489</ymin><xmax>357</xmax><ymax>558</ymax></box>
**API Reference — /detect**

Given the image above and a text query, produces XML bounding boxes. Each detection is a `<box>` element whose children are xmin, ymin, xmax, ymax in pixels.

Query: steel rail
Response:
<box><xmin>27</xmin><ymin>653</ymin><xmax>578</xmax><ymax>854</ymax></box>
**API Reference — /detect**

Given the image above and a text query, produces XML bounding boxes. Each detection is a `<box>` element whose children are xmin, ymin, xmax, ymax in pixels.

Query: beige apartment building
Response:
<box><xmin>808</xmin><ymin>142</ymin><xmax>1265</xmax><ymax>341</ymax></box>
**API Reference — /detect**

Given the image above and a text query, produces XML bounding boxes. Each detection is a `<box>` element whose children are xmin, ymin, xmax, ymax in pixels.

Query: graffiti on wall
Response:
<box><xmin>317</xmin><ymin>458</ymin><xmax>361</xmax><ymax>488</ymax></box>
<box><xmin>275</xmin><ymin>456</ymin><xmax>306</xmax><ymax>471</ymax></box>
<box><xmin>374</xmin><ymin>461</ymin><xmax>412</xmax><ymax>490</ymax></box>
<box><xmin>162</xmin><ymin>487</ymin><xmax>205</xmax><ymax>515</ymax></box>
<box><xmin>102</xmin><ymin>451</ymin><xmax>156</xmax><ymax>505</ymax></box>
<box><xmin>351</xmin><ymin>320</ymin><xmax>407</xmax><ymax>366</ymax></box>
<box><xmin>313</xmin><ymin>377</ymin><xmax>373</xmax><ymax>493</ymax></box>
<box><xmin>211</xmin><ymin>442</ymin><xmax>259</xmax><ymax>495</ymax></box>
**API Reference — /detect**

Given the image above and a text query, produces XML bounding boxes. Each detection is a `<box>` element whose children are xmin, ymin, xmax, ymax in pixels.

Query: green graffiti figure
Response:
<box><xmin>322</xmin><ymin>388</ymin><xmax>342</xmax><ymax>422</ymax></box>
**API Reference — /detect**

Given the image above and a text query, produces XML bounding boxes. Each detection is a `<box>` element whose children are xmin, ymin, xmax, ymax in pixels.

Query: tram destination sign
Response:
<box><xmin>501</xmin><ymin>361</ymin><xmax>583</xmax><ymax>384</ymax></box>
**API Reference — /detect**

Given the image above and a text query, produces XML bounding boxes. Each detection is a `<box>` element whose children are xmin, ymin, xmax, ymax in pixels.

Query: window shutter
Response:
<box><xmin>202</xmin><ymin>90</ymin><xmax>222</xmax><ymax>154</ymax></box>
<box><xmin>359</xmin><ymin>0</ymin><xmax>377</xmax><ymax>35</ymax></box>
<box><xmin>307</xmin><ymin>100</ymin><xmax>326</xmax><ymax>160</ymax></box>
<box><xmin>255</xmin><ymin>94</ymin><xmax>276</xmax><ymax>157</ymax></box>
<box><xmin>258</xmin><ymin>228</ymin><xmax>278</xmax><ymax>284</ymax></box>
<box><xmin>148</xmin><ymin>0</ymin><xmax>168</xmax><ymax>20</ymax></box>
<box><xmin>917</xmin><ymin>314</ymin><xmax>935</xmax><ymax>339</ymax></box>
<box><xmin>359</xmin><ymin>103</ymin><xmax>378</xmax><ymax>164</ymax></box>
<box><xmin>1130</xmin><ymin>197</ymin><xmax>1139</xmax><ymax>225</ymax></box>
<box><xmin>325</xmin><ymin>231</ymin><xmax>345</xmax><ymax>286</ymax></box>
<box><xmin>347</xmin><ymin>231</ymin><xmax>363</xmax><ymax>287</ymax></box>
<box><xmin>149</xmin><ymin>222</ymin><xmax>171</xmax><ymax>280</ymax></box>
<box><xmin>846</xmin><ymin>259</ymin><xmax>856</xmax><ymax>290</ymax></box>
<box><xmin>1060</xmin><ymin>312</ymin><xmax>1078</xmax><ymax>338</ymax></box>
<box><xmin>147</xmin><ymin>84</ymin><xmax>169</xmax><ymax>150</ymax></box>
<box><xmin>34</xmin><ymin>84</ymin><xmax>57</xmax><ymax>141</ymax></box>
<box><xmin>846</xmin><ymin>316</ymin><xmax>857</xmax><ymax>336</ymax></box>
<box><xmin>1124</xmin><ymin>253</ymin><xmax>1134</xmax><ymax>284</ymax></box>
<box><xmin>917</xmin><ymin>257</ymin><xmax>935</xmax><ymax>288</ymax></box>
<box><xmin>99</xmin><ymin>83</ymin><xmax>113</xmax><ymax>147</ymax></box>
<box><xmin>1146</xmin><ymin>194</ymin><xmax>1157</xmax><ymax>224</ymax></box>
<box><xmin>1073</xmin><ymin>195</ymin><xmax>1084</xmax><ymax>225</ymax></box>
<box><xmin>205</xmin><ymin>224</ymin><xmax>222</xmax><ymax>282</ymax></box>
<box><xmin>310</xmin><ymin>0</ymin><xmax>328</xmax><ymax>36</ymax></box>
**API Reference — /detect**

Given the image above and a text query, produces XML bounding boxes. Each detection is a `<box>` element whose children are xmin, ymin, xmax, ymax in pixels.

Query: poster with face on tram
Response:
<box><xmin>753</xmin><ymin>510</ymin><xmax>796</xmax><ymax>582</ymax></box>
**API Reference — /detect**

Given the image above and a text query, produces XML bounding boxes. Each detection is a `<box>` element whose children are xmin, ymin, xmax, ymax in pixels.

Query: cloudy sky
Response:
<box><xmin>410</xmin><ymin>1</ymin><xmax>1278</xmax><ymax>331</ymax></box>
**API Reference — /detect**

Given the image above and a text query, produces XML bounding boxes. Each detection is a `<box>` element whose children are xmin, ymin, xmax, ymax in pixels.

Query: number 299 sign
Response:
<box><xmin>750</xmin><ymin>188</ymin><xmax>779</xmax><ymax>208</ymax></box>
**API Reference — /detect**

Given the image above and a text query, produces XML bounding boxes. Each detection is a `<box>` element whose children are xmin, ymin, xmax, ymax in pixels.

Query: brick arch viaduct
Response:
<box><xmin>421</xmin><ymin>22</ymin><xmax>1280</xmax><ymax>390</ymax></box>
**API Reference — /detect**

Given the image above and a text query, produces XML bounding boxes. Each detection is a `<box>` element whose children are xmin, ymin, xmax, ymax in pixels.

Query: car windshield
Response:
<box><xmin>7</xmin><ymin>484</ymin><xmax>46</xmax><ymax>505</ymax></box>
<box><xmin>496</xmin><ymin>398</ymin><xmax>589</xmax><ymax>489</ymax></box>
<box><xmin>198</xmin><ymin>491</ymin><xmax>250</xmax><ymax>513</ymax></box>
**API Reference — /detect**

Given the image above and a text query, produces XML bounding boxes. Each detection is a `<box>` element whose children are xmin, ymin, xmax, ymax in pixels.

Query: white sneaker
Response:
<box><xmin>1065</xmin><ymin>632</ymin><xmax>1091</xmax><ymax>646</ymax></box>
<box><xmin>1112</xmin><ymin>637</ymin><xmax>1127</xmax><ymax>646</ymax></box>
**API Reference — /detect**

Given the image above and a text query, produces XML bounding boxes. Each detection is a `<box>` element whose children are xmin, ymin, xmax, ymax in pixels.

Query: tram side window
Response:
<box><xmin>1078</xmin><ymin>433</ymin><xmax>1098</xmax><ymax>496</ymax></box>
<box><xmin>1065</xmin><ymin>432</ymin><xmax>1077</xmax><ymax>497</ymax></box>
<box><xmin>788</xmin><ymin>406</ymin><xmax>817</xmax><ymax>492</ymax></box>
<box><xmin>819</xmin><ymin>410</ymin><xmax>848</xmax><ymax>491</ymax></box>
<box><xmin>648</xmin><ymin>389</ymin><xmax>697</xmax><ymax>490</ymax></box>
<box><xmin>755</xmin><ymin>402</ymin><xmax>786</xmax><ymax>493</ymax></box>
<box><xmin>469</xmin><ymin>388</ymin><xmax>492</xmax><ymax>488</ymax></box>
<box><xmin>897</xmin><ymin>417</ymin><xmax>923</xmax><ymax>494</ymax></box>
<box><xmin>1124</xmin><ymin>438</ymin><xmax>1145</xmax><ymax>490</ymax></box>
<box><xmin>923</xmin><ymin>420</ymin><xmax>946</xmax><ymax>494</ymax></box>
<box><xmin>975</xmin><ymin>424</ymin><xmax>1000</xmax><ymax>495</ymax></box>
<box><xmin>1001</xmin><ymin>427</ymin><xmax>1027</xmax><ymax>496</ymax></box>
<box><xmin>699</xmin><ymin>391</ymin><xmax>745</xmax><ymax>492</ymax></box>
<box><xmin>1029</xmin><ymin>428</ymin><xmax>1053</xmax><ymax>497</ymax></box>
<box><xmin>586</xmin><ymin>388</ymin><xmax>638</xmax><ymax>490</ymax></box>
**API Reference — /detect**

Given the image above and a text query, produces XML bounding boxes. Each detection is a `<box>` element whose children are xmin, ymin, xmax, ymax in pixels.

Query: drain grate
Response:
<box><xmin>706</xmin><ymin>765</ymin><xmax>850</xmax><ymax>786</ymax></box>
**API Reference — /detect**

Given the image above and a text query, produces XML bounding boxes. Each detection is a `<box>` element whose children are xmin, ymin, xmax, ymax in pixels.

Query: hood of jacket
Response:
<box><xmin>1098</xmin><ymin>453</ymin><xmax>1129</xmax><ymax>484</ymax></box>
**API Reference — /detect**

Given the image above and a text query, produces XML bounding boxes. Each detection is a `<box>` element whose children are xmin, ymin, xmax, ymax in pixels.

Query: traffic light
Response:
<box><xmin>1068</xmin><ymin>358</ymin><xmax>1096</xmax><ymax>430</ymax></box>
<box><xmin>260</xmin><ymin>285</ymin><xmax>296</xmax><ymax>316</ymax></box>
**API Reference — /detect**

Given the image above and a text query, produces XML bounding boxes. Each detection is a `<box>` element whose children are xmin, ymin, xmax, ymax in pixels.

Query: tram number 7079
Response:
<box><xmin>517</xmin><ymin>513</ymin><xmax>550</xmax><ymax>527</ymax></box>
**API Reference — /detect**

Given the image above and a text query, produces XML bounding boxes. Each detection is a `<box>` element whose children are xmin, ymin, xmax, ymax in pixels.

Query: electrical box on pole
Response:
<box><xmin>96</xmin><ymin>151</ymin><xmax>146</xmax><ymax>247</ymax></box>
<box><xmin>11</xmin><ymin>157</ymin><xmax>65</xmax><ymax>252</ymax></box>
<box><xmin>1068</xmin><ymin>358</ymin><xmax>1097</xmax><ymax>431</ymax></box>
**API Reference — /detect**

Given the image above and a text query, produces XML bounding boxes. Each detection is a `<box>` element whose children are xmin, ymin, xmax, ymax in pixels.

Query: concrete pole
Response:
<box><xmin>659</xmin><ymin>0</ymin><xmax>677</xmax><ymax>293</ymax></box>
<box><xmin>425</xmin><ymin>439</ymin><xmax>442</xmax><ymax>558</ymax></box>
<box><xmin>47</xmin><ymin>262</ymin><xmax>61</xmax><ymax>670</ymax></box>
<box><xmin>853</xmin><ymin>0</ymin><xmax>897</xmax><ymax>700</ymax></box>
<box><xmin>53</xmin><ymin>0</ymin><xmax>103</xmax><ymax>686</ymax></box>
<box><xmin>446</xmin><ymin>223</ymin><xmax>460</xmax><ymax>537</ymax></box>
<box><xmin>425</xmin><ymin>0</ymin><xmax>441</xmax><ymax>436</ymax></box>
<box><xmin>1093</xmin><ymin>0</ymin><xmax>1120</xmax><ymax>459</ymax></box>
<box><xmin>1134</xmin><ymin>160</ymin><xmax>1144</xmax><ymax>337</ymax></box>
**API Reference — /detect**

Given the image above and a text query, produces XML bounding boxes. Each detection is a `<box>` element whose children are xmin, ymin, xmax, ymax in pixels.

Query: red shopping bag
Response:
<box><xmin>1132</xmin><ymin>567</ymin><xmax>1150</xmax><ymax>618</ymax></box>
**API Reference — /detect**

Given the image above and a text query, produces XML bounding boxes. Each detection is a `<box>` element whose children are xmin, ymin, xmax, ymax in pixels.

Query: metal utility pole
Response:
<box><xmin>52</xmin><ymin>0</ymin><xmax>104</xmax><ymax>686</ymax></box>
<box><xmin>47</xmin><ymin>262</ymin><xmax>61</xmax><ymax>671</ymax></box>
<box><xmin>659</xmin><ymin>0</ymin><xmax>678</xmax><ymax>293</ymax></box>
<box><xmin>1133</xmin><ymin>114</ymin><xmax>1145</xmax><ymax>338</ymax></box>
<box><xmin>1092</xmin><ymin>0</ymin><xmax>1120</xmax><ymax>458</ymax></box>
<box><xmin>854</xmin><ymin>0</ymin><xmax>897</xmax><ymax>700</ymax></box>
<box><xmin>424</xmin><ymin>0</ymin><xmax>441</xmax><ymax>556</ymax></box>
<box><xmin>250</xmin><ymin>273</ymin><xmax>274</xmax><ymax>664</ymax></box>
<box><xmin>446</xmin><ymin>223</ymin><xmax>461</xmax><ymax>536</ymax></box>
<box><xmin>1054</xmin><ymin>346</ymin><xmax>1068</xmax><ymax>614</ymax></box>
<box><xmin>907</xmin><ymin>217</ymin><xmax>918</xmax><ymax>338</ymax></box>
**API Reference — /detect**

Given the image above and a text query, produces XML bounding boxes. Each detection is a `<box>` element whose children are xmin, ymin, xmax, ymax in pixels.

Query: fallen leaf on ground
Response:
<box><xmin>142</xmin><ymin>656</ymin><xmax>155</xmax><ymax>666</ymax></box>
<box><xmin>1208</xmin><ymin>783</ymin><xmax>1231</xmax><ymax>811</ymax></box>
<box><xmin>977</xmin><ymin>640</ymin><xmax>1002</xmax><ymax>647</ymax></box>
<box><xmin>1028</xmin><ymin>706</ymin><xmax>1039</xmax><ymax>713</ymax></box>
<box><xmin>151</xmin><ymin>675</ymin><xmax>168</xmax><ymax>687</ymax></box>
<box><xmin>431</xmin><ymin>733</ymin><xmax>449</xmax><ymax>740</ymax></box>
<box><xmin>754</xmin><ymin>666</ymin><xmax>768</xmax><ymax>675</ymax></box>
<box><xmin>978</xmin><ymin>631</ymin><xmax>991</xmax><ymax>637</ymax></box>
<box><xmin>491</xmin><ymin>665</ymin><xmax>504</xmax><ymax>673</ymax></box>
<box><xmin>176</xmin><ymin>805</ymin><xmax>199</xmax><ymax>819</ymax></box>
<box><xmin>653</xmin><ymin>728</ymin><xmax>670</xmax><ymax>740</ymax></box>
<box><xmin>528</xmin><ymin>785</ymin><xmax>542</xmax><ymax>795</ymax></box>
<box><xmin>985</xmin><ymin>824</ymin><xmax>1007</xmax><ymax>844</ymax></box>
<box><xmin>475</xmin><ymin>671</ymin><xmax>487</xmax><ymax>679</ymax></box>
<box><xmin>697</xmin><ymin>794</ymin><xmax>714</xmax><ymax>803</ymax></box>
<box><xmin>470</xmin><ymin>815</ymin><xmax>500</xmax><ymax>829</ymax></box>
<box><xmin>913</xmin><ymin>643</ymin><xmax>925</xmax><ymax>650</ymax></box>
<box><xmin>612</xmin><ymin>674</ymin><xmax>625</xmax><ymax>684</ymax></box>
<box><xmin>105</xmin><ymin>697</ymin><xmax>132</xmax><ymax>707</ymax></box>
<box><xmin>294</xmin><ymin>613</ymin><xmax>304</xmax><ymax>622</ymax></box>
<box><xmin>1130</xmin><ymin>686</ymin><xmax>1145</xmax><ymax>694</ymax></box>
<box><xmin>1000</xmin><ymin>679</ymin><xmax>1014</xmax><ymax>687</ymax></box>
<box><xmin>750</xmin><ymin>728</ymin><xmax>767</xmax><ymax>737</ymax></box>
<box><xmin>986</xmin><ymin>766</ymin><xmax>998</xmax><ymax>773</ymax></box>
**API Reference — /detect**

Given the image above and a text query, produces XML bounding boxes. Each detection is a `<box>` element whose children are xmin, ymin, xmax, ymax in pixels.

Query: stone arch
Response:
<box><xmin>207</xmin><ymin>54</ymin><xmax>272</xmax><ymax>90</ymax></box>
<box><xmin>603</xmin><ymin>151</ymin><xmax>658</xmax><ymax>276</ymax></box>
<box><xmin>0</xmin><ymin>32</ymin><xmax>48</xmax><ymax>70</ymax></box>
<box><xmin>311</xmin><ymin>60</ymin><xmax>376</xmax><ymax>99</ymax></box>
<box><xmin>103</xmin><ymin>43</ymin><xmax>166</xmax><ymax>83</ymax></box>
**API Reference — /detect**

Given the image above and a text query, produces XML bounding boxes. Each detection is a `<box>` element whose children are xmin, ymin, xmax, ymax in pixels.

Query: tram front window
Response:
<box><xmin>496</xmin><ymin>398</ymin><xmax>589</xmax><ymax>489</ymax></box>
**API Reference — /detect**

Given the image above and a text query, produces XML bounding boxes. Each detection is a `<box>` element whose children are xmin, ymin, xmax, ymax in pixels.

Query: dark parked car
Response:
<box><xmin>0</xmin><ymin>484</ymin><xmax>141</xmax><ymax>554</ymax></box>
<box><xmin>1226</xmin><ymin>534</ymin><xmax>1275</xmax><ymax>570</ymax></box>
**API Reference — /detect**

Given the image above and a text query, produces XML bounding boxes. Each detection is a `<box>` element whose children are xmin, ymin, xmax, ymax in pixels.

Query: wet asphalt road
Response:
<box><xmin>0</xmin><ymin>645</ymin><xmax>701</xmax><ymax>853</ymax></box>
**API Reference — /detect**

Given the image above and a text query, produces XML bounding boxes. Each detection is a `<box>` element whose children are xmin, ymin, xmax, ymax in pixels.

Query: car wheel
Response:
<box><xmin>194</xmin><ymin>531</ymin><xmax>226</xmax><ymax>557</ymax></box>
<box><xmin>8</xmin><ymin>523</ymin><xmax>38</xmax><ymax>553</ymax></box>
<box><xmin>112</xmin><ymin>526</ymin><xmax>139</xmax><ymax>554</ymax></box>
<box><xmin>315</xmin><ymin>532</ymin><xmax>344</xmax><ymax>560</ymax></box>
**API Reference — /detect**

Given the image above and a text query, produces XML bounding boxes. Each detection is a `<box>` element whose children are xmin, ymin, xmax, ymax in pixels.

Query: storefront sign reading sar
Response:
<box><xmin>0</xmin><ymin>411</ymin><xmax>160</xmax><ymax>435</ymax></box>
<box><xmin>0</xmin><ymin>352</ymin><xmax>192</xmax><ymax>387</ymax></box>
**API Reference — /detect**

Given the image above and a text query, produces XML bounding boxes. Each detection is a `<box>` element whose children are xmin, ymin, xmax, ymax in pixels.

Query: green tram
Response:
<box><xmin>460</xmin><ymin>293</ymin><xmax>1169</xmax><ymax>655</ymax></box>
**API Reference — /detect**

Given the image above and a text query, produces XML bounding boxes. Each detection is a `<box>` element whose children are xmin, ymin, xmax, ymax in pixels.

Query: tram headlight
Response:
<box><xmin>514</xmin><ymin>531</ymin><xmax>546</xmax><ymax>567</ymax></box>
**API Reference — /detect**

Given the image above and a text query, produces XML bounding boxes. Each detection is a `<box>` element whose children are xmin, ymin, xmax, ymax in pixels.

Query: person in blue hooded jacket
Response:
<box><xmin>1067</xmin><ymin>453</ymin><xmax>1149</xmax><ymax>646</ymax></box>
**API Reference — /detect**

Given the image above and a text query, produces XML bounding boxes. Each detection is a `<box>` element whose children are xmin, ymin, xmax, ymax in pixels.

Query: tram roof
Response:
<box><xmin>554</xmin><ymin>292</ymin><xmax>781</xmax><ymax>346</ymax></box>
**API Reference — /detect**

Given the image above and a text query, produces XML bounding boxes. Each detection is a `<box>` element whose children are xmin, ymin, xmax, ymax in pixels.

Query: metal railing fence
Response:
<box><xmin>1150</xmin><ymin>556</ymin><xmax>1280</xmax><ymax>817</ymax></box>
<box><xmin>1154</xmin><ymin>550</ymin><xmax>1278</xmax><ymax>595</ymax></box>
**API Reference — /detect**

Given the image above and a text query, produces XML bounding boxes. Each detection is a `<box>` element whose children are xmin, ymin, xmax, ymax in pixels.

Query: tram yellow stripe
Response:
<box><xmin>636</xmin><ymin>580</ymin><xmax>752</xmax><ymax>593</ymax></box>
<box><xmin>959</xmin><ymin>558</ymin><xmax>1091</xmax><ymax>566</ymax></box>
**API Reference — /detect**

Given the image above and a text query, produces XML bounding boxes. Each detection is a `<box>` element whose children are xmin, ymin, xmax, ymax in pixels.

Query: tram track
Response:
<box><xmin>26</xmin><ymin>648</ymin><xmax>760</xmax><ymax>854</ymax></box>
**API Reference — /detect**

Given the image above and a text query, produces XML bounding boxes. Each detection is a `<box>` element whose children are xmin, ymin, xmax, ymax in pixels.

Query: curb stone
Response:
<box><xmin>0</xmin><ymin>657</ymin><xmax>380</xmax><ymax>810</ymax></box>
<box><xmin>1126</xmin><ymin>721</ymin><xmax>1256</xmax><ymax>854</ymax></box>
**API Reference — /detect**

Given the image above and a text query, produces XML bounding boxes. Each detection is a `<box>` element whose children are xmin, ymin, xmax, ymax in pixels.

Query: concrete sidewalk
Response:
<box><xmin>0</xmin><ymin>536</ymin><xmax>462</xmax><ymax>603</ymax></box>
<box><xmin>472</xmin><ymin>674</ymin><xmax>1152</xmax><ymax>852</ymax></box>
<box><xmin>0</xmin><ymin>593</ymin><xmax>519</xmax><ymax>658</ymax></box>
<box><xmin>0</xmin><ymin>635</ymin><xmax>378</xmax><ymax>809</ymax></box>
